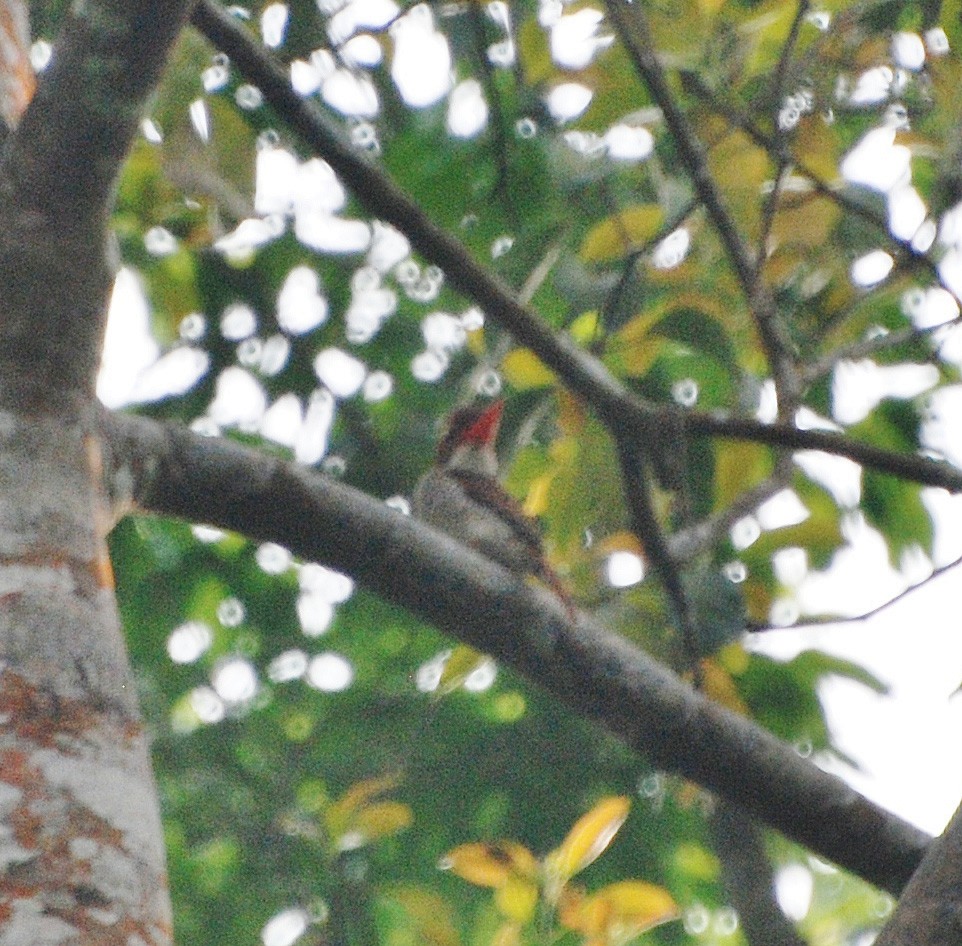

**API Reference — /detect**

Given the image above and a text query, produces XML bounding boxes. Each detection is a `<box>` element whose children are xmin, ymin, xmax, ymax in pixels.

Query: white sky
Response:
<box><xmin>754</xmin><ymin>528</ymin><xmax>962</xmax><ymax>836</ymax></box>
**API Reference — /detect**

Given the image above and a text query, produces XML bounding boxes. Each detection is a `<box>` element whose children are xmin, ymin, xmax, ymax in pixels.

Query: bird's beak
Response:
<box><xmin>463</xmin><ymin>399</ymin><xmax>504</xmax><ymax>446</ymax></box>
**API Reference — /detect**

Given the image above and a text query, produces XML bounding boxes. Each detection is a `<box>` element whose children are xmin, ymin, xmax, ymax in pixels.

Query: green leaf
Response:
<box><xmin>714</xmin><ymin>441</ymin><xmax>773</xmax><ymax>510</ymax></box>
<box><xmin>736</xmin><ymin>650</ymin><xmax>885</xmax><ymax>751</ymax></box>
<box><xmin>651</xmin><ymin>306</ymin><xmax>739</xmax><ymax>378</ymax></box>
<box><xmin>862</xmin><ymin>472</ymin><xmax>934</xmax><ymax>562</ymax></box>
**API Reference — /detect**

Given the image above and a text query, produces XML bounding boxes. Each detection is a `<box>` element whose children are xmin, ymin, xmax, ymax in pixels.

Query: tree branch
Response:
<box><xmin>668</xmin><ymin>457</ymin><xmax>794</xmax><ymax>564</ymax></box>
<box><xmin>770</xmin><ymin>0</ymin><xmax>810</xmax><ymax>118</ymax></box>
<box><xmin>615</xmin><ymin>437</ymin><xmax>700</xmax><ymax>679</ymax></box>
<box><xmin>101</xmin><ymin>410</ymin><xmax>932</xmax><ymax>895</ymax></box>
<box><xmin>802</xmin><ymin>318</ymin><xmax>956</xmax><ymax>385</ymax></box>
<box><xmin>685</xmin><ymin>411</ymin><xmax>962</xmax><ymax>492</ymax></box>
<box><xmin>772</xmin><ymin>553</ymin><xmax>962</xmax><ymax>632</ymax></box>
<box><xmin>710</xmin><ymin>802</ymin><xmax>809</xmax><ymax>946</ymax></box>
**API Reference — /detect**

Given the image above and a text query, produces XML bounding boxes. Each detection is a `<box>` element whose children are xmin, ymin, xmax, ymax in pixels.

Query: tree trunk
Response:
<box><xmin>0</xmin><ymin>0</ymin><xmax>196</xmax><ymax>940</ymax></box>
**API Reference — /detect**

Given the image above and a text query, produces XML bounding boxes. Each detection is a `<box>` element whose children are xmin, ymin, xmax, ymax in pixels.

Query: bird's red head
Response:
<box><xmin>436</xmin><ymin>400</ymin><xmax>504</xmax><ymax>464</ymax></box>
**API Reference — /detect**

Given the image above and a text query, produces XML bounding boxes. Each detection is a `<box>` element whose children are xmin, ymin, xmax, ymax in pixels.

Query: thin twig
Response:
<box><xmin>756</xmin><ymin>158</ymin><xmax>790</xmax><ymax>276</ymax></box>
<box><xmin>600</xmin><ymin>196</ymin><xmax>700</xmax><ymax>332</ymax></box>
<box><xmin>770</xmin><ymin>0</ymin><xmax>811</xmax><ymax>119</ymax></box>
<box><xmin>802</xmin><ymin>318</ymin><xmax>957</xmax><ymax>384</ymax></box>
<box><xmin>757</xmin><ymin>0</ymin><xmax>810</xmax><ymax>276</ymax></box>
<box><xmin>465</xmin><ymin>1</ymin><xmax>515</xmax><ymax>216</ymax></box>
<box><xmin>759</xmin><ymin>551</ymin><xmax>962</xmax><ymax>632</ymax></box>
<box><xmin>616</xmin><ymin>437</ymin><xmax>700</xmax><ymax>682</ymax></box>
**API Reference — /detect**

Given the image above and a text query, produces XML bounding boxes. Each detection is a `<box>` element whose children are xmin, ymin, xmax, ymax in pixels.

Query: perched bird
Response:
<box><xmin>412</xmin><ymin>400</ymin><xmax>574</xmax><ymax>616</ymax></box>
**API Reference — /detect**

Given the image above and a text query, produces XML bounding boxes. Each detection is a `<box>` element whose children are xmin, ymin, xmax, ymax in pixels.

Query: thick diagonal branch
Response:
<box><xmin>102</xmin><ymin>410</ymin><xmax>931</xmax><ymax>895</ymax></box>
<box><xmin>874</xmin><ymin>796</ymin><xmax>962</xmax><ymax>944</ymax></box>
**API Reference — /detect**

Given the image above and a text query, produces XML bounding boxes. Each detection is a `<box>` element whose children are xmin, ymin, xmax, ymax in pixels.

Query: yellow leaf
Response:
<box><xmin>494</xmin><ymin>877</ymin><xmax>539</xmax><ymax>923</ymax></box>
<box><xmin>353</xmin><ymin>800</ymin><xmax>413</xmax><ymax>841</ymax></box>
<box><xmin>436</xmin><ymin>645</ymin><xmax>486</xmax><ymax>696</ymax></box>
<box><xmin>502</xmin><ymin>348</ymin><xmax>556</xmax><ymax>390</ymax></box>
<box><xmin>793</xmin><ymin>113</ymin><xmax>843</xmax><ymax>181</ymax></box>
<box><xmin>743</xmin><ymin>577</ymin><xmax>773</xmax><ymax>626</ymax></box>
<box><xmin>557</xmin><ymin>391</ymin><xmax>586</xmax><ymax>435</ymax></box>
<box><xmin>673</xmin><ymin>842</ymin><xmax>720</xmax><ymax>882</ymax></box>
<box><xmin>441</xmin><ymin>842</ymin><xmax>538</xmax><ymax>888</ymax></box>
<box><xmin>565</xmin><ymin>880</ymin><xmax>679</xmax><ymax>939</ymax></box>
<box><xmin>294</xmin><ymin>778</ymin><xmax>328</xmax><ymax>813</ymax></box>
<box><xmin>547</xmin><ymin>796</ymin><xmax>630</xmax><ymax>883</ymax></box>
<box><xmin>771</xmin><ymin>195</ymin><xmax>841</xmax><ymax>250</ymax></box>
<box><xmin>466</xmin><ymin>321</ymin><xmax>487</xmax><ymax>356</ymax></box>
<box><xmin>518</xmin><ymin>17</ymin><xmax>553</xmax><ymax>85</ymax></box>
<box><xmin>607</xmin><ymin>309</ymin><xmax>667</xmax><ymax>377</ymax></box>
<box><xmin>557</xmin><ymin>883</ymin><xmax>588</xmax><ymax>929</ymax></box>
<box><xmin>524</xmin><ymin>474</ymin><xmax>553</xmax><ymax>518</ymax></box>
<box><xmin>594</xmin><ymin>531</ymin><xmax>645</xmax><ymax>558</ymax></box>
<box><xmin>717</xmin><ymin>641</ymin><xmax>750</xmax><ymax>675</ymax></box>
<box><xmin>327</xmin><ymin>773</ymin><xmax>401</xmax><ymax>826</ymax></box>
<box><xmin>491</xmin><ymin>922</ymin><xmax>522</xmax><ymax>946</ymax></box>
<box><xmin>714</xmin><ymin>441</ymin><xmax>773</xmax><ymax>509</ymax></box>
<box><xmin>570</xmin><ymin>310</ymin><xmax>600</xmax><ymax>345</ymax></box>
<box><xmin>707</xmin><ymin>130</ymin><xmax>766</xmax><ymax>239</ymax></box>
<box><xmin>580</xmin><ymin>205</ymin><xmax>665</xmax><ymax>263</ymax></box>
<box><xmin>389</xmin><ymin>887</ymin><xmax>462</xmax><ymax>946</ymax></box>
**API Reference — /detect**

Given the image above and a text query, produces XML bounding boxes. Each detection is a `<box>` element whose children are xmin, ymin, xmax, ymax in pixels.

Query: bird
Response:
<box><xmin>411</xmin><ymin>400</ymin><xmax>574</xmax><ymax>617</ymax></box>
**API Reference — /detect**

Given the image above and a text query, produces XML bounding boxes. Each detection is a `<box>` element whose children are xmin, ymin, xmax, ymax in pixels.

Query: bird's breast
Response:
<box><xmin>411</xmin><ymin>468</ymin><xmax>541</xmax><ymax>575</ymax></box>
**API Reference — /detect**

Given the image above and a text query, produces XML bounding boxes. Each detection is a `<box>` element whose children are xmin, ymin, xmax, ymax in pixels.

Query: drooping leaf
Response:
<box><xmin>502</xmin><ymin>348</ymin><xmax>557</xmax><ymax>390</ymax></box>
<box><xmin>862</xmin><ymin>471</ymin><xmax>934</xmax><ymax>562</ymax></box>
<box><xmin>736</xmin><ymin>649</ymin><xmax>886</xmax><ymax>750</ymax></box>
<box><xmin>493</xmin><ymin>877</ymin><xmax>540</xmax><ymax>923</ymax></box>
<box><xmin>714</xmin><ymin>440</ymin><xmax>773</xmax><ymax>509</ymax></box>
